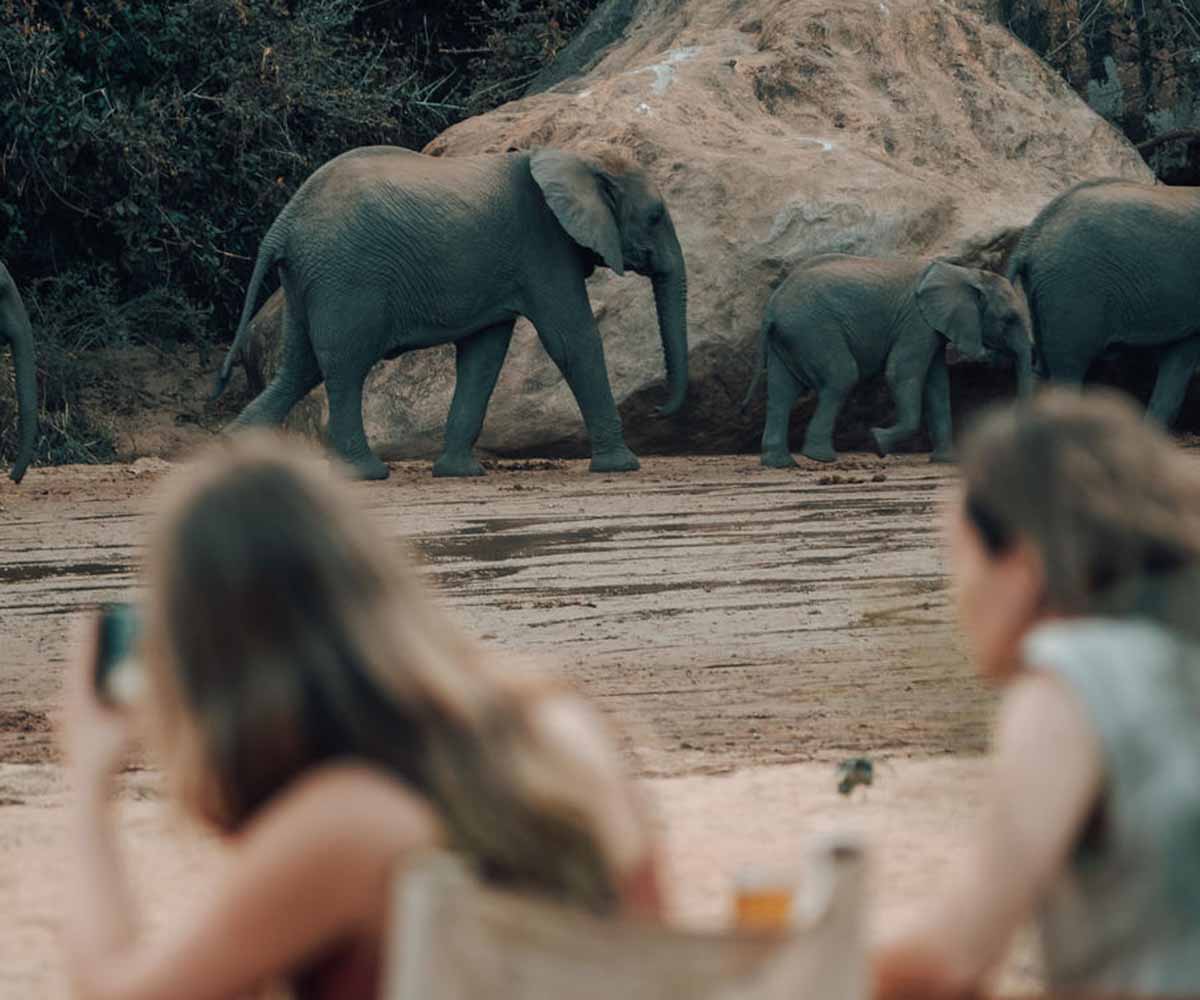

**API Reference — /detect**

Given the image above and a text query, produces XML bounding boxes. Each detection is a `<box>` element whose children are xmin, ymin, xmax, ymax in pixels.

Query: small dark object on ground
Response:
<box><xmin>837</xmin><ymin>757</ymin><xmax>874</xmax><ymax>795</ymax></box>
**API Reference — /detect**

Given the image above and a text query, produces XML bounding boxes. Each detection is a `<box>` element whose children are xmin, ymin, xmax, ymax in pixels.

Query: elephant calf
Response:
<box><xmin>213</xmin><ymin>146</ymin><xmax>689</xmax><ymax>480</ymax></box>
<box><xmin>1</xmin><ymin>262</ymin><xmax>37</xmax><ymax>484</ymax></box>
<box><xmin>744</xmin><ymin>254</ymin><xmax>1033</xmax><ymax>466</ymax></box>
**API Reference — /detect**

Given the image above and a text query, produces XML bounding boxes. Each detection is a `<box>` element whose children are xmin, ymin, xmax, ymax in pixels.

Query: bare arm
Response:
<box><xmin>66</xmin><ymin>780</ymin><xmax>140</xmax><ymax>962</ymax></box>
<box><xmin>872</xmin><ymin>670</ymin><xmax>1104</xmax><ymax>999</ymax></box>
<box><xmin>65</xmin><ymin>765</ymin><xmax>440</xmax><ymax>1000</ymax></box>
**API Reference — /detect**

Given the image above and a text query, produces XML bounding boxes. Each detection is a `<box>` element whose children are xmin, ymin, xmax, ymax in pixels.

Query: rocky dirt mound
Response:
<box><xmin>242</xmin><ymin>0</ymin><xmax>1149</xmax><ymax>460</ymax></box>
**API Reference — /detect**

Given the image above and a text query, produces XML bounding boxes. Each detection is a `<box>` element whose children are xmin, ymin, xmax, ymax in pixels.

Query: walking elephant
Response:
<box><xmin>1007</xmin><ymin>178</ymin><xmax>1200</xmax><ymax>425</ymax></box>
<box><xmin>1</xmin><ymin>262</ymin><xmax>37</xmax><ymax>484</ymax></box>
<box><xmin>212</xmin><ymin>146</ymin><xmax>689</xmax><ymax>480</ymax></box>
<box><xmin>742</xmin><ymin>254</ymin><xmax>1033</xmax><ymax>466</ymax></box>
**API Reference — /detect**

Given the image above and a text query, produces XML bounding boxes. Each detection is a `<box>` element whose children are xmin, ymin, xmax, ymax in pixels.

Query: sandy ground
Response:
<box><xmin>1</xmin><ymin>453</ymin><xmax>1044</xmax><ymax>995</ymax></box>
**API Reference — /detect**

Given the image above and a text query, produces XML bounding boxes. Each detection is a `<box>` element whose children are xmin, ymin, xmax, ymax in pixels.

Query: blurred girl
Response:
<box><xmin>873</xmin><ymin>388</ymin><xmax>1200</xmax><ymax>998</ymax></box>
<box><xmin>60</xmin><ymin>433</ymin><xmax>660</xmax><ymax>999</ymax></box>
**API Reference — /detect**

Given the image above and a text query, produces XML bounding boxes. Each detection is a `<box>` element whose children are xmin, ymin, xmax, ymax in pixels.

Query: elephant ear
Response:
<box><xmin>916</xmin><ymin>262</ymin><xmax>985</xmax><ymax>360</ymax></box>
<box><xmin>530</xmin><ymin>150</ymin><xmax>625</xmax><ymax>276</ymax></box>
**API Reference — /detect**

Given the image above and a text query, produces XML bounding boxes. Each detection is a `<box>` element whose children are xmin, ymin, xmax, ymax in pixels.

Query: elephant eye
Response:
<box><xmin>649</xmin><ymin>204</ymin><xmax>665</xmax><ymax>225</ymax></box>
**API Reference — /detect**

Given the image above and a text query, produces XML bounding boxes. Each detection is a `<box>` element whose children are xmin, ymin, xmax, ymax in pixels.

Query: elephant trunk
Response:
<box><xmin>8</xmin><ymin>316</ymin><xmax>36</xmax><ymax>483</ymax></box>
<box><xmin>650</xmin><ymin>228</ymin><xmax>688</xmax><ymax>417</ymax></box>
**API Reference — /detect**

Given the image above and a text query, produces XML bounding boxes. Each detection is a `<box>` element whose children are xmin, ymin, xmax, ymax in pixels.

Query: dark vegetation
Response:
<box><xmin>1000</xmin><ymin>0</ymin><xmax>1200</xmax><ymax>185</ymax></box>
<box><xmin>0</xmin><ymin>0</ymin><xmax>603</xmax><ymax>465</ymax></box>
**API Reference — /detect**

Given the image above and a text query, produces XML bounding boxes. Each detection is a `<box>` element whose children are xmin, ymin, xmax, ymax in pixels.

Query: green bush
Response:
<box><xmin>0</xmin><ymin>0</ymin><xmax>603</xmax><ymax>466</ymax></box>
<box><xmin>0</xmin><ymin>269</ymin><xmax>215</xmax><ymax>465</ymax></box>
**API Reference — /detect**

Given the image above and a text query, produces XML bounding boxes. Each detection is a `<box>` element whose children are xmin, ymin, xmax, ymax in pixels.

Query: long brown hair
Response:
<box><xmin>141</xmin><ymin>432</ymin><xmax>620</xmax><ymax>912</ymax></box>
<box><xmin>959</xmin><ymin>388</ymin><xmax>1200</xmax><ymax>622</ymax></box>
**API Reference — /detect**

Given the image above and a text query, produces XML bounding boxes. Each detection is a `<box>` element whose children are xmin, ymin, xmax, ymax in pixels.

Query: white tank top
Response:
<box><xmin>1024</xmin><ymin>617</ymin><xmax>1200</xmax><ymax>994</ymax></box>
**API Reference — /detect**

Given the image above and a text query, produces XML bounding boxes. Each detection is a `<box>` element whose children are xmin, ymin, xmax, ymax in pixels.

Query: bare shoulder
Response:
<box><xmin>239</xmin><ymin>762</ymin><xmax>443</xmax><ymax>857</ymax></box>
<box><xmin>999</xmin><ymin>669</ymin><xmax>1093</xmax><ymax>741</ymax></box>
<box><xmin>994</xmin><ymin>669</ymin><xmax>1104</xmax><ymax>801</ymax></box>
<box><xmin>529</xmin><ymin>693</ymin><xmax>625</xmax><ymax>779</ymax></box>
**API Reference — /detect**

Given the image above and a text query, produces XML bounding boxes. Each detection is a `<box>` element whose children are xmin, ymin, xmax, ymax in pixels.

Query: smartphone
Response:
<box><xmin>94</xmin><ymin>603</ymin><xmax>143</xmax><ymax>706</ymax></box>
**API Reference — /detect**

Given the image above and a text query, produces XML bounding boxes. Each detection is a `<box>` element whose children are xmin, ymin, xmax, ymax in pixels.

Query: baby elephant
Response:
<box><xmin>744</xmin><ymin>254</ymin><xmax>1033</xmax><ymax>465</ymax></box>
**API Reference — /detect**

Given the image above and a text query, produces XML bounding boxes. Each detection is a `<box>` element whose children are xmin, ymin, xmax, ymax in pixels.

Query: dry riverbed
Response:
<box><xmin>2</xmin><ymin>453</ymin><xmax>1044</xmax><ymax>995</ymax></box>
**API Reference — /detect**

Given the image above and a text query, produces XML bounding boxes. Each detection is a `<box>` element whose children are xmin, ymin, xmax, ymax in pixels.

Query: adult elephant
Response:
<box><xmin>1</xmin><ymin>262</ymin><xmax>37</xmax><ymax>484</ymax></box>
<box><xmin>1008</xmin><ymin>178</ymin><xmax>1200</xmax><ymax>424</ymax></box>
<box><xmin>212</xmin><ymin>146</ymin><xmax>689</xmax><ymax>480</ymax></box>
<box><xmin>742</xmin><ymin>255</ymin><xmax>1033</xmax><ymax>465</ymax></box>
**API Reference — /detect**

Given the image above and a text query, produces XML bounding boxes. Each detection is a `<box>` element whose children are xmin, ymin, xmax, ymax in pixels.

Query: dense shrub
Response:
<box><xmin>0</xmin><ymin>0</ymin><xmax>604</xmax><ymax>466</ymax></box>
<box><xmin>999</xmin><ymin>0</ymin><xmax>1200</xmax><ymax>185</ymax></box>
<box><xmin>0</xmin><ymin>272</ymin><xmax>215</xmax><ymax>464</ymax></box>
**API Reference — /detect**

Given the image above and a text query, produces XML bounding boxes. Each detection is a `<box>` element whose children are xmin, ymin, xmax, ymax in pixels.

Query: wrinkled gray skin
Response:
<box><xmin>213</xmin><ymin>146</ymin><xmax>689</xmax><ymax>480</ymax></box>
<box><xmin>743</xmin><ymin>254</ymin><xmax>1033</xmax><ymax>465</ymax></box>
<box><xmin>1008</xmin><ymin>178</ymin><xmax>1200</xmax><ymax>425</ymax></box>
<box><xmin>0</xmin><ymin>262</ymin><xmax>37</xmax><ymax>483</ymax></box>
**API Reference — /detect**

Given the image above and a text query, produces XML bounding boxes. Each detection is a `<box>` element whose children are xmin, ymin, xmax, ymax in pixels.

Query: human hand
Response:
<box><xmin>871</xmin><ymin>943</ymin><xmax>984</xmax><ymax>1000</ymax></box>
<box><xmin>58</xmin><ymin>612</ymin><xmax>135</xmax><ymax>788</ymax></box>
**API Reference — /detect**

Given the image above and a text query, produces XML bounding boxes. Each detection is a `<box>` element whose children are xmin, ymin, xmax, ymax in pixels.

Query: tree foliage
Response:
<box><xmin>0</xmin><ymin>0</ymin><xmax>603</xmax><ymax>464</ymax></box>
<box><xmin>1000</xmin><ymin>0</ymin><xmax>1200</xmax><ymax>185</ymax></box>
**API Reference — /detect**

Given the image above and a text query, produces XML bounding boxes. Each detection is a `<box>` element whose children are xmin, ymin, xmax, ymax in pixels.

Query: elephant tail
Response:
<box><xmin>739</xmin><ymin>315</ymin><xmax>774</xmax><ymax>412</ymax></box>
<box><xmin>211</xmin><ymin>227</ymin><xmax>286</xmax><ymax>401</ymax></box>
<box><xmin>1005</xmin><ymin>243</ymin><xmax>1041</xmax><ymax>350</ymax></box>
<box><xmin>1004</xmin><ymin>243</ymin><xmax>1030</xmax><ymax>296</ymax></box>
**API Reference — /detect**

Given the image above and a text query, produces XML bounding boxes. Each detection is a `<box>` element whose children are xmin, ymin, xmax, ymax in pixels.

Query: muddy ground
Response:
<box><xmin>2</xmin><ymin>452</ymin><xmax>1040</xmax><ymax>995</ymax></box>
<box><xmin>1</xmin><ymin>454</ymin><xmax>987</xmax><ymax>770</ymax></box>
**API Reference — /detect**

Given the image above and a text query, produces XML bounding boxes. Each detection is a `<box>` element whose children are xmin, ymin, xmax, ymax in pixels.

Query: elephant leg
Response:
<box><xmin>231</xmin><ymin>305</ymin><xmax>321</xmax><ymax>428</ymax></box>
<box><xmin>923</xmin><ymin>351</ymin><xmax>955</xmax><ymax>463</ymax></box>
<box><xmin>802</xmin><ymin>385</ymin><xmax>852</xmax><ymax>463</ymax></box>
<box><xmin>872</xmin><ymin>349</ymin><xmax>930</xmax><ymax>457</ymax></box>
<box><xmin>800</xmin><ymin>354</ymin><xmax>856</xmax><ymax>464</ymax></box>
<box><xmin>1147</xmin><ymin>335</ymin><xmax>1200</xmax><ymax>427</ymax></box>
<box><xmin>761</xmin><ymin>347</ymin><xmax>800</xmax><ymax>468</ymax></box>
<box><xmin>532</xmin><ymin>302</ymin><xmax>638</xmax><ymax>473</ymax></box>
<box><xmin>323</xmin><ymin>366</ymin><xmax>388</xmax><ymax>481</ymax></box>
<box><xmin>1035</xmin><ymin>296</ymin><xmax>1100</xmax><ymax>388</ymax></box>
<box><xmin>433</xmin><ymin>321</ymin><xmax>515</xmax><ymax>478</ymax></box>
<box><xmin>1039</xmin><ymin>346</ymin><xmax>1090</xmax><ymax>387</ymax></box>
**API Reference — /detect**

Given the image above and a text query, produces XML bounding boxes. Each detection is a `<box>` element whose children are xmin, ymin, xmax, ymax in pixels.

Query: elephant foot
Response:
<box><xmin>590</xmin><ymin>446</ymin><xmax>640</xmax><ymax>473</ymax></box>
<box><xmin>869</xmin><ymin>427</ymin><xmax>892</xmax><ymax>458</ymax></box>
<box><xmin>761</xmin><ymin>450</ymin><xmax>800</xmax><ymax>469</ymax></box>
<box><xmin>345</xmin><ymin>453</ymin><xmax>390</xmax><ymax>481</ymax></box>
<box><xmin>800</xmin><ymin>443</ymin><xmax>837</xmax><ymax>464</ymax></box>
<box><xmin>929</xmin><ymin>448</ymin><xmax>957</xmax><ymax>465</ymax></box>
<box><xmin>432</xmin><ymin>453</ymin><xmax>486</xmax><ymax>478</ymax></box>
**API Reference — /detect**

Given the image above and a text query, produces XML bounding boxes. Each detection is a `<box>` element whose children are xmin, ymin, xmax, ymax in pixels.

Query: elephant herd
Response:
<box><xmin>4</xmin><ymin>151</ymin><xmax>1200</xmax><ymax>484</ymax></box>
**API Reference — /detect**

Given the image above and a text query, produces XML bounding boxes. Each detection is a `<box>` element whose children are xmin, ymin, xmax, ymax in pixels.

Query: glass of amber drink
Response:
<box><xmin>733</xmin><ymin>869</ymin><xmax>797</xmax><ymax>931</ymax></box>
